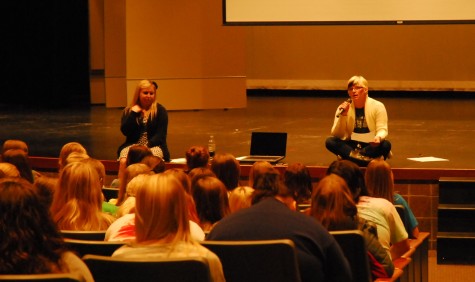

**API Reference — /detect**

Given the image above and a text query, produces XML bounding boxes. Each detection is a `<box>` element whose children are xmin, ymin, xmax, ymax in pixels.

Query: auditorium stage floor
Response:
<box><xmin>1</xmin><ymin>94</ymin><xmax>475</xmax><ymax>169</ymax></box>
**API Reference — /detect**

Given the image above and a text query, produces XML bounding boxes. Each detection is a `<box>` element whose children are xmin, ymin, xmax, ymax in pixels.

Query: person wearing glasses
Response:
<box><xmin>325</xmin><ymin>75</ymin><xmax>391</xmax><ymax>166</ymax></box>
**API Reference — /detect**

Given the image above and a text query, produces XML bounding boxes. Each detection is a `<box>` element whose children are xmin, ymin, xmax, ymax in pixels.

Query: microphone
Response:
<box><xmin>336</xmin><ymin>99</ymin><xmax>352</xmax><ymax>118</ymax></box>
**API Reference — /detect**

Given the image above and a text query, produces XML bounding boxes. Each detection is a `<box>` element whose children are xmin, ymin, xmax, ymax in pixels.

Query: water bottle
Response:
<box><xmin>208</xmin><ymin>135</ymin><xmax>216</xmax><ymax>158</ymax></box>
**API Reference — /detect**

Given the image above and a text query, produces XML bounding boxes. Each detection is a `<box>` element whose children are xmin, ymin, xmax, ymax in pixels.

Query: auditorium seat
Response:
<box><xmin>60</xmin><ymin>230</ymin><xmax>106</xmax><ymax>241</ymax></box>
<box><xmin>64</xmin><ymin>238</ymin><xmax>125</xmax><ymax>257</ymax></box>
<box><xmin>0</xmin><ymin>273</ymin><xmax>79</xmax><ymax>281</ymax></box>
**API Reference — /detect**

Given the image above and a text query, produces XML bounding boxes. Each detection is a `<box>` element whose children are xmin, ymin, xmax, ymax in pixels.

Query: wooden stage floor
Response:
<box><xmin>1</xmin><ymin>93</ymin><xmax>475</xmax><ymax>170</ymax></box>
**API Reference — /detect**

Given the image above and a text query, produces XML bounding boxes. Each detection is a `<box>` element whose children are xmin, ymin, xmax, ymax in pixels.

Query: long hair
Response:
<box><xmin>164</xmin><ymin>169</ymin><xmax>200</xmax><ymax>224</ymax></box>
<box><xmin>192</xmin><ymin>176</ymin><xmax>230</xmax><ymax>227</ymax></box>
<box><xmin>50</xmin><ymin>162</ymin><xmax>114</xmax><ymax>231</ymax></box>
<box><xmin>0</xmin><ymin>178</ymin><xmax>66</xmax><ymax>274</ymax></box>
<box><xmin>2</xmin><ymin>149</ymin><xmax>34</xmax><ymax>183</ymax></box>
<box><xmin>126</xmin><ymin>145</ymin><xmax>153</xmax><ymax>167</ymax></box>
<box><xmin>248</xmin><ymin>161</ymin><xmax>273</xmax><ymax>188</ymax></box>
<box><xmin>135</xmin><ymin>173</ymin><xmax>192</xmax><ymax>244</ymax></box>
<box><xmin>251</xmin><ymin>167</ymin><xmax>290</xmax><ymax>204</ymax></box>
<box><xmin>127</xmin><ymin>79</ymin><xmax>158</xmax><ymax>119</ymax></box>
<box><xmin>365</xmin><ymin>159</ymin><xmax>394</xmax><ymax>203</ymax></box>
<box><xmin>117</xmin><ymin>163</ymin><xmax>152</xmax><ymax>205</ymax></box>
<box><xmin>310</xmin><ymin>174</ymin><xmax>358</xmax><ymax>231</ymax></box>
<box><xmin>58</xmin><ymin>142</ymin><xmax>87</xmax><ymax>171</ymax></box>
<box><xmin>326</xmin><ymin>160</ymin><xmax>368</xmax><ymax>203</ymax></box>
<box><xmin>210</xmin><ymin>152</ymin><xmax>241</xmax><ymax>191</ymax></box>
<box><xmin>284</xmin><ymin>162</ymin><xmax>313</xmax><ymax>204</ymax></box>
<box><xmin>229</xmin><ymin>186</ymin><xmax>254</xmax><ymax>213</ymax></box>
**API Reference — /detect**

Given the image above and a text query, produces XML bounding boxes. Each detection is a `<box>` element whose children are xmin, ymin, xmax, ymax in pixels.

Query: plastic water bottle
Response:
<box><xmin>208</xmin><ymin>135</ymin><xmax>216</xmax><ymax>158</ymax></box>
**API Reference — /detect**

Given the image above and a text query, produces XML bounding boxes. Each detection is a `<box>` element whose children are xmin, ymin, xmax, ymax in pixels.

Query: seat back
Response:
<box><xmin>0</xmin><ymin>273</ymin><xmax>79</xmax><ymax>281</ymax></box>
<box><xmin>60</xmin><ymin>230</ymin><xmax>106</xmax><ymax>241</ymax></box>
<box><xmin>394</xmin><ymin>204</ymin><xmax>413</xmax><ymax>238</ymax></box>
<box><xmin>64</xmin><ymin>238</ymin><xmax>125</xmax><ymax>257</ymax></box>
<box><xmin>201</xmin><ymin>239</ymin><xmax>301</xmax><ymax>282</ymax></box>
<box><xmin>82</xmin><ymin>254</ymin><xmax>211</xmax><ymax>282</ymax></box>
<box><xmin>330</xmin><ymin>230</ymin><xmax>372</xmax><ymax>282</ymax></box>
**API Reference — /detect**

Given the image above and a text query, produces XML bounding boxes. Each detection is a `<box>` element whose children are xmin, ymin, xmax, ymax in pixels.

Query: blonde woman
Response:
<box><xmin>58</xmin><ymin>142</ymin><xmax>87</xmax><ymax>172</ymax></box>
<box><xmin>112</xmin><ymin>173</ymin><xmax>224</xmax><ymax>282</ymax></box>
<box><xmin>114</xmin><ymin>163</ymin><xmax>152</xmax><ymax>206</ymax></box>
<box><xmin>117</xmin><ymin>80</ymin><xmax>170</xmax><ymax>182</ymax></box>
<box><xmin>50</xmin><ymin>161</ymin><xmax>115</xmax><ymax>231</ymax></box>
<box><xmin>228</xmin><ymin>186</ymin><xmax>254</xmax><ymax>213</ymax></box>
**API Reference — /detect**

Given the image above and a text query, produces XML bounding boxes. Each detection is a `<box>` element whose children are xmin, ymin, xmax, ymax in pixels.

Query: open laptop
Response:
<box><xmin>239</xmin><ymin>132</ymin><xmax>287</xmax><ymax>164</ymax></box>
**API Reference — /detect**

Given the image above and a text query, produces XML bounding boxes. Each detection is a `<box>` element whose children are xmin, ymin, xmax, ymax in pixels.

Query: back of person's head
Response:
<box><xmin>210</xmin><ymin>152</ymin><xmax>241</xmax><ymax>191</ymax></box>
<box><xmin>33</xmin><ymin>175</ymin><xmax>57</xmax><ymax>209</ymax></box>
<box><xmin>141</xmin><ymin>155</ymin><xmax>166</xmax><ymax>173</ymax></box>
<box><xmin>58</xmin><ymin>142</ymin><xmax>87</xmax><ymax>171</ymax></box>
<box><xmin>192</xmin><ymin>176</ymin><xmax>230</xmax><ymax>226</ymax></box>
<box><xmin>2</xmin><ymin>149</ymin><xmax>34</xmax><ymax>183</ymax></box>
<box><xmin>310</xmin><ymin>174</ymin><xmax>358</xmax><ymax>231</ymax></box>
<box><xmin>326</xmin><ymin>160</ymin><xmax>368</xmax><ymax>203</ymax></box>
<box><xmin>51</xmin><ymin>161</ymin><xmax>112</xmax><ymax>230</ymax></box>
<box><xmin>365</xmin><ymin>159</ymin><xmax>394</xmax><ymax>203</ymax></box>
<box><xmin>0</xmin><ymin>162</ymin><xmax>20</xmax><ymax>178</ymax></box>
<box><xmin>64</xmin><ymin>151</ymin><xmax>90</xmax><ymax>168</ymax></box>
<box><xmin>248</xmin><ymin>161</ymin><xmax>273</xmax><ymax>187</ymax></box>
<box><xmin>228</xmin><ymin>186</ymin><xmax>254</xmax><ymax>213</ymax></box>
<box><xmin>2</xmin><ymin>139</ymin><xmax>29</xmax><ymax>156</ymax></box>
<box><xmin>135</xmin><ymin>173</ymin><xmax>191</xmax><ymax>244</ymax></box>
<box><xmin>188</xmin><ymin>167</ymin><xmax>216</xmax><ymax>188</ymax></box>
<box><xmin>284</xmin><ymin>162</ymin><xmax>313</xmax><ymax>204</ymax></box>
<box><xmin>251</xmin><ymin>166</ymin><xmax>290</xmax><ymax>204</ymax></box>
<box><xmin>0</xmin><ymin>177</ymin><xmax>65</xmax><ymax>274</ymax></box>
<box><xmin>126</xmin><ymin>145</ymin><xmax>153</xmax><ymax>167</ymax></box>
<box><xmin>117</xmin><ymin>163</ymin><xmax>152</xmax><ymax>205</ymax></box>
<box><xmin>164</xmin><ymin>168</ymin><xmax>191</xmax><ymax>194</ymax></box>
<box><xmin>185</xmin><ymin>145</ymin><xmax>209</xmax><ymax>171</ymax></box>
<box><xmin>82</xmin><ymin>158</ymin><xmax>106</xmax><ymax>187</ymax></box>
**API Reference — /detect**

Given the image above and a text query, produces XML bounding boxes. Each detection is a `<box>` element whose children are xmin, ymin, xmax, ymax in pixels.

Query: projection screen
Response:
<box><xmin>223</xmin><ymin>0</ymin><xmax>475</xmax><ymax>25</ymax></box>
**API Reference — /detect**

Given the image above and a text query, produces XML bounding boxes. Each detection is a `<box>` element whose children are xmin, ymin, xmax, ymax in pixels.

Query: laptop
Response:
<box><xmin>239</xmin><ymin>132</ymin><xmax>287</xmax><ymax>164</ymax></box>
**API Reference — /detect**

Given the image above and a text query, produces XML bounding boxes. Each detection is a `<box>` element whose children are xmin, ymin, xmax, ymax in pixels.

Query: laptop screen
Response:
<box><xmin>250</xmin><ymin>132</ymin><xmax>287</xmax><ymax>156</ymax></box>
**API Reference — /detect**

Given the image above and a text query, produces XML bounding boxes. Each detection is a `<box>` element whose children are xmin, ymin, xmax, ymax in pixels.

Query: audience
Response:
<box><xmin>192</xmin><ymin>176</ymin><xmax>230</xmax><ymax>232</ymax></box>
<box><xmin>365</xmin><ymin>159</ymin><xmax>420</xmax><ymax>238</ymax></box>
<box><xmin>207</xmin><ymin>166</ymin><xmax>352</xmax><ymax>282</ymax></box>
<box><xmin>0</xmin><ymin>162</ymin><xmax>20</xmax><ymax>178</ymax></box>
<box><xmin>210</xmin><ymin>152</ymin><xmax>241</xmax><ymax>191</ymax></box>
<box><xmin>228</xmin><ymin>186</ymin><xmax>254</xmax><ymax>213</ymax></box>
<box><xmin>327</xmin><ymin>160</ymin><xmax>410</xmax><ymax>260</ymax></box>
<box><xmin>0</xmin><ymin>178</ymin><xmax>93</xmax><ymax>281</ymax></box>
<box><xmin>2</xmin><ymin>149</ymin><xmax>36</xmax><ymax>183</ymax></box>
<box><xmin>247</xmin><ymin>160</ymin><xmax>273</xmax><ymax>187</ymax></box>
<box><xmin>50</xmin><ymin>161</ymin><xmax>115</xmax><ymax>231</ymax></box>
<box><xmin>185</xmin><ymin>145</ymin><xmax>210</xmax><ymax>172</ymax></box>
<box><xmin>310</xmin><ymin>174</ymin><xmax>394</xmax><ymax>279</ymax></box>
<box><xmin>111</xmin><ymin>173</ymin><xmax>224</xmax><ymax>281</ymax></box>
<box><xmin>164</xmin><ymin>168</ymin><xmax>200</xmax><ymax>224</ymax></box>
<box><xmin>2</xmin><ymin>139</ymin><xmax>29</xmax><ymax>156</ymax></box>
<box><xmin>188</xmin><ymin>167</ymin><xmax>216</xmax><ymax>187</ymax></box>
<box><xmin>141</xmin><ymin>155</ymin><xmax>166</xmax><ymax>173</ymax></box>
<box><xmin>284</xmin><ymin>162</ymin><xmax>313</xmax><ymax>206</ymax></box>
<box><xmin>114</xmin><ymin>163</ymin><xmax>152</xmax><ymax>206</ymax></box>
<box><xmin>58</xmin><ymin>142</ymin><xmax>87</xmax><ymax>172</ymax></box>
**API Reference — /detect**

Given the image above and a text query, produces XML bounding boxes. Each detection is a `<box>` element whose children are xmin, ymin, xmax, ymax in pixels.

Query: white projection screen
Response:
<box><xmin>223</xmin><ymin>0</ymin><xmax>475</xmax><ymax>25</ymax></box>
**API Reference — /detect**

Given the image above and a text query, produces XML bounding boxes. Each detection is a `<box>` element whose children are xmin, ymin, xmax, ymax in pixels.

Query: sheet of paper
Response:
<box><xmin>407</xmin><ymin>156</ymin><xmax>449</xmax><ymax>162</ymax></box>
<box><xmin>169</xmin><ymin>158</ymin><xmax>187</xmax><ymax>164</ymax></box>
<box><xmin>351</xmin><ymin>132</ymin><xmax>375</xmax><ymax>143</ymax></box>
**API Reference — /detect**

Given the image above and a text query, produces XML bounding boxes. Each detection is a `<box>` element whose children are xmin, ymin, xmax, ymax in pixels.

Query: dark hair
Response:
<box><xmin>141</xmin><ymin>155</ymin><xmax>166</xmax><ymax>173</ymax></box>
<box><xmin>251</xmin><ymin>167</ymin><xmax>290</xmax><ymax>204</ymax></box>
<box><xmin>185</xmin><ymin>146</ymin><xmax>209</xmax><ymax>171</ymax></box>
<box><xmin>2</xmin><ymin>149</ymin><xmax>35</xmax><ymax>183</ymax></box>
<box><xmin>126</xmin><ymin>145</ymin><xmax>153</xmax><ymax>166</ymax></box>
<box><xmin>284</xmin><ymin>163</ymin><xmax>312</xmax><ymax>204</ymax></box>
<box><xmin>192</xmin><ymin>176</ymin><xmax>230</xmax><ymax>226</ymax></box>
<box><xmin>326</xmin><ymin>160</ymin><xmax>368</xmax><ymax>203</ymax></box>
<box><xmin>210</xmin><ymin>152</ymin><xmax>241</xmax><ymax>191</ymax></box>
<box><xmin>0</xmin><ymin>178</ymin><xmax>66</xmax><ymax>274</ymax></box>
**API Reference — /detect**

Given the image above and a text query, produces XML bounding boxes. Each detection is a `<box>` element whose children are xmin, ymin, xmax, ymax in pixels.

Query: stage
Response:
<box><xmin>1</xmin><ymin>93</ymin><xmax>475</xmax><ymax>170</ymax></box>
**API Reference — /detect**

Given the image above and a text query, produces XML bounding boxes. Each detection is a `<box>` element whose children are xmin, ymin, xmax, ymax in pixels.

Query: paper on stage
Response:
<box><xmin>170</xmin><ymin>158</ymin><xmax>187</xmax><ymax>164</ymax></box>
<box><xmin>407</xmin><ymin>156</ymin><xmax>449</xmax><ymax>162</ymax></box>
<box><xmin>351</xmin><ymin>132</ymin><xmax>375</xmax><ymax>143</ymax></box>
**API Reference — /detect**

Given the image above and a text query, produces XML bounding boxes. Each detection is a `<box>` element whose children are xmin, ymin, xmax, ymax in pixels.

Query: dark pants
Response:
<box><xmin>325</xmin><ymin>136</ymin><xmax>392</xmax><ymax>159</ymax></box>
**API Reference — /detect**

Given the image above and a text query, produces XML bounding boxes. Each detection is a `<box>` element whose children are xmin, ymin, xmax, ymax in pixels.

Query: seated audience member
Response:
<box><xmin>2</xmin><ymin>149</ymin><xmax>36</xmax><ymax>183</ymax></box>
<box><xmin>0</xmin><ymin>178</ymin><xmax>93</xmax><ymax>281</ymax></box>
<box><xmin>228</xmin><ymin>186</ymin><xmax>254</xmax><ymax>213</ymax></box>
<box><xmin>141</xmin><ymin>155</ymin><xmax>166</xmax><ymax>173</ymax></box>
<box><xmin>207</xmin><ymin>166</ymin><xmax>352</xmax><ymax>282</ymax></box>
<box><xmin>111</xmin><ymin>173</ymin><xmax>224</xmax><ymax>281</ymax></box>
<box><xmin>114</xmin><ymin>144</ymin><xmax>153</xmax><ymax>187</ymax></box>
<box><xmin>164</xmin><ymin>168</ymin><xmax>200</xmax><ymax>224</ymax></box>
<box><xmin>50</xmin><ymin>161</ymin><xmax>115</xmax><ymax>231</ymax></box>
<box><xmin>247</xmin><ymin>161</ymin><xmax>273</xmax><ymax>187</ymax></box>
<box><xmin>185</xmin><ymin>145</ymin><xmax>210</xmax><ymax>172</ymax></box>
<box><xmin>192</xmin><ymin>176</ymin><xmax>230</xmax><ymax>232</ymax></box>
<box><xmin>106</xmin><ymin>174</ymin><xmax>205</xmax><ymax>242</ymax></box>
<box><xmin>114</xmin><ymin>163</ymin><xmax>152</xmax><ymax>206</ymax></box>
<box><xmin>188</xmin><ymin>167</ymin><xmax>216</xmax><ymax>187</ymax></box>
<box><xmin>210</xmin><ymin>152</ymin><xmax>241</xmax><ymax>192</ymax></box>
<box><xmin>284</xmin><ymin>162</ymin><xmax>313</xmax><ymax>206</ymax></box>
<box><xmin>58</xmin><ymin>142</ymin><xmax>87</xmax><ymax>172</ymax></box>
<box><xmin>310</xmin><ymin>174</ymin><xmax>394</xmax><ymax>279</ymax></box>
<box><xmin>365</xmin><ymin>159</ymin><xmax>420</xmax><ymax>239</ymax></box>
<box><xmin>327</xmin><ymin>160</ymin><xmax>409</xmax><ymax>260</ymax></box>
<box><xmin>0</xmin><ymin>162</ymin><xmax>20</xmax><ymax>178</ymax></box>
<box><xmin>2</xmin><ymin>139</ymin><xmax>29</xmax><ymax>154</ymax></box>
<box><xmin>33</xmin><ymin>175</ymin><xmax>57</xmax><ymax>209</ymax></box>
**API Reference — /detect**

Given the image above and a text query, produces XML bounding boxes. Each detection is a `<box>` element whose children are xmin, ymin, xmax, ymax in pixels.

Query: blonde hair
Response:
<box><xmin>135</xmin><ymin>173</ymin><xmax>192</xmax><ymax>244</ymax></box>
<box><xmin>58</xmin><ymin>142</ymin><xmax>87</xmax><ymax>171</ymax></box>
<box><xmin>347</xmin><ymin>75</ymin><xmax>368</xmax><ymax>89</ymax></box>
<box><xmin>128</xmin><ymin>80</ymin><xmax>158</xmax><ymax>119</ymax></box>
<box><xmin>229</xmin><ymin>186</ymin><xmax>254</xmax><ymax>213</ymax></box>
<box><xmin>0</xmin><ymin>162</ymin><xmax>20</xmax><ymax>178</ymax></box>
<box><xmin>365</xmin><ymin>159</ymin><xmax>394</xmax><ymax>204</ymax></box>
<box><xmin>2</xmin><ymin>139</ymin><xmax>28</xmax><ymax>155</ymax></box>
<box><xmin>117</xmin><ymin>163</ymin><xmax>152</xmax><ymax>205</ymax></box>
<box><xmin>50</xmin><ymin>161</ymin><xmax>114</xmax><ymax>231</ymax></box>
